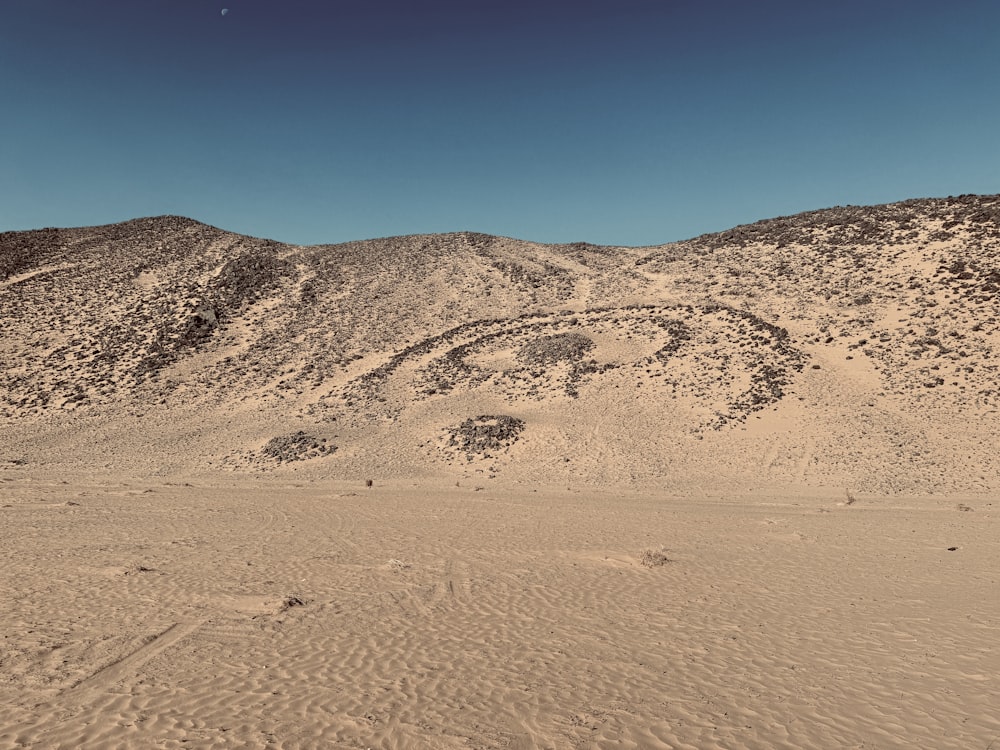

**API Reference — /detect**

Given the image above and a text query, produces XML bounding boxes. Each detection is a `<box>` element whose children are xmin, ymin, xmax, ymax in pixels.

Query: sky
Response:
<box><xmin>2</xmin><ymin>0</ymin><xmax>999</xmax><ymax>247</ymax></box>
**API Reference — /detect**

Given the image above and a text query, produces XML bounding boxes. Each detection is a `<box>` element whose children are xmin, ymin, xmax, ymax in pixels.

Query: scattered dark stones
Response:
<box><xmin>650</xmin><ymin>318</ymin><xmax>692</xmax><ymax>362</ymax></box>
<box><xmin>646</xmin><ymin>195</ymin><xmax>1000</xmax><ymax>257</ymax></box>
<box><xmin>339</xmin><ymin>301</ymin><xmax>803</xmax><ymax>428</ymax></box>
<box><xmin>489</xmin><ymin>258</ymin><xmax>575</xmax><ymax>300</ymax></box>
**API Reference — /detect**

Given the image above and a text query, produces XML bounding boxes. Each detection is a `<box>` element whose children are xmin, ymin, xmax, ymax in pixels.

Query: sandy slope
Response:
<box><xmin>2</xmin><ymin>196</ymin><xmax>1000</xmax><ymax>747</ymax></box>
<box><xmin>1</xmin><ymin>477</ymin><xmax>997</xmax><ymax>749</ymax></box>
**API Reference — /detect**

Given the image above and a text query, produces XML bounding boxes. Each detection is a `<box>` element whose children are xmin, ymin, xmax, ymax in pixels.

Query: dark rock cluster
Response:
<box><xmin>517</xmin><ymin>332</ymin><xmax>595</xmax><ymax>366</ymax></box>
<box><xmin>489</xmin><ymin>258</ymin><xmax>575</xmax><ymax>301</ymax></box>
<box><xmin>0</xmin><ymin>227</ymin><xmax>65</xmax><ymax>279</ymax></box>
<box><xmin>209</xmin><ymin>243</ymin><xmax>293</xmax><ymax>317</ymax></box>
<box><xmin>445</xmin><ymin>415</ymin><xmax>526</xmax><ymax>459</ymax></box>
<box><xmin>261</xmin><ymin>431</ymin><xmax>336</xmax><ymax>463</ymax></box>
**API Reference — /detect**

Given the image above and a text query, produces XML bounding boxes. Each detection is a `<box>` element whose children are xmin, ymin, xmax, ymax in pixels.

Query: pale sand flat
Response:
<box><xmin>0</xmin><ymin>479</ymin><xmax>997</xmax><ymax>749</ymax></box>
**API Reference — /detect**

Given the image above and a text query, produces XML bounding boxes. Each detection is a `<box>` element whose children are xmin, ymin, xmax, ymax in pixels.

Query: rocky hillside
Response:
<box><xmin>2</xmin><ymin>195</ymin><xmax>998</xmax><ymax>493</ymax></box>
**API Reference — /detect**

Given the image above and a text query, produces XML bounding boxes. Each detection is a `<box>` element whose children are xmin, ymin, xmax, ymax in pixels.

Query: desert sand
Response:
<box><xmin>1</xmin><ymin>195</ymin><xmax>999</xmax><ymax>747</ymax></box>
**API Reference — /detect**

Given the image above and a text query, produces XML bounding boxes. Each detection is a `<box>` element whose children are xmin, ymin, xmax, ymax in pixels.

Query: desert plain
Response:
<box><xmin>1</xmin><ymin>195</ymin><xmax>999</xmax><ymax>748</ymax></box>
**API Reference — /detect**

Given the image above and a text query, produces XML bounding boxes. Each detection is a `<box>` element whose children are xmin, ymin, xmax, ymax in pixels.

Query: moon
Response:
<box><xmin>221</xmin><ymin>8</ymin><xmax>229</xmax><ymax>15</ymax></box>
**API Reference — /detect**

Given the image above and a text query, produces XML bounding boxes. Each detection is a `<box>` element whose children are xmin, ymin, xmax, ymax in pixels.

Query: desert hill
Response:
<box><xmin>2</xmin><ymin>195</ymin><xmax>999</xmax><ymax>493</ymax></box>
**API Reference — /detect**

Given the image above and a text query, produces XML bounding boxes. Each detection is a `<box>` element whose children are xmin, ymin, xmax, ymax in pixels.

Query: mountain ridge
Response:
<box><xmin>2</xmin><ymin>195</ymin><xmax>998</xmax><ymax>493</ymax></box>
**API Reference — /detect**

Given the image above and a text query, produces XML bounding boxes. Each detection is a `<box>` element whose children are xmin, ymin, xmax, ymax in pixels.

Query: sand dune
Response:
<box><xmin>1</xmin><ymin>196</ymin><xmax>999</xmax><ymax>747</ymax></box>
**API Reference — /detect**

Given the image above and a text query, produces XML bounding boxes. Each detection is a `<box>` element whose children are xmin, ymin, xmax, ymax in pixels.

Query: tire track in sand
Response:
<box><xmin>9</xmin><ymin>621</ymin><xmax>203</xmax><ymax>744</ymax></box>
<box><xmin>64</xmin><ymin>620</ymin><xmax>200</xmax><ymax>698</ymax></box>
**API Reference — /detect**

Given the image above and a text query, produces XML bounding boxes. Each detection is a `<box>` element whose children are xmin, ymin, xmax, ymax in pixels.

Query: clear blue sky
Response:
<box><xmin>2</xmin><ymin>1</ymin><xmax>998</xmax><ymax>246</ymax></box>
